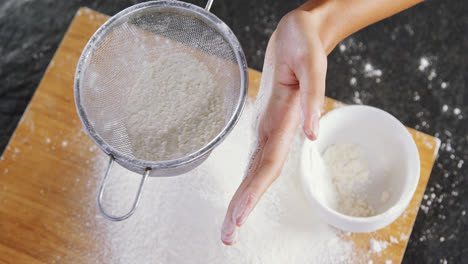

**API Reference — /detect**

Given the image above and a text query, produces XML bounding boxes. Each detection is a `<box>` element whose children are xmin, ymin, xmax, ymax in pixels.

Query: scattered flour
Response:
<box><xmin>322</xmin><ymin>144</ymin><xmax>375</xmax><ymax>217</ymax></box>
<box><xmin>339</xmin><ymin>44</ymin><xmax>346</xmax><ymax>52</ymax></box>
<box><xmin>369</xmin><ymin>238</ymin><xmax>389</xmax><ymax>253</ymax></box>
<box><xmin>385</xmin><ymin>260</ymin><xmax>392</xmax><ymax>264</ymax></box>
<box><xmin>367</xmin><ymin>234</ymin><xmax>399</xmax><ymax>257</ymax></box>
<box><xmin>363</xmin><ymin>63</ymin><xmax>382</xmax><ymax>78</ymax></box>
<box><xmin>98</xmin><ymin>104</ymin><xmax>356</xmax><ymax>263</ymax></box>
<box><xmin>125</xmin><ymin>52</ymin><xmax>225</xmax><ymax>161</ymax></box>
<box><xmin>457</xmin><ymin>160</ymin><xmax>464</xmax><ymax>169</ymax></box>
<box><xmin>428</xmin><ymin>69</ymin><xmax>437</xmax><ymax>81</ymax></box>
<box><xmin>45</xmin><ymin>137</ymin><xmax>51</xmax><ymax>143</ymax></box>
<box><xmin>419</xmin><ymin>57</ymin><xmax>430</xmax><ymax>71</ymax></box>
<box><xmin>404</xmin><ymin>24</ymin><xmax>415</xmax><ymax>36</ymax></box>
<box><xmin>400</xmin><ymin>233</ymin><xmax>409</xmax><ymax>241</ymax></box>
<box><xmin>353</xmin><ymin>91</ymin><xmax>363</xmax><ymax>104</ymax></box>
<box><xmin>61</xmin><ymin>141</ymin><xmax>68</xmax><ymax>147</ymax></box>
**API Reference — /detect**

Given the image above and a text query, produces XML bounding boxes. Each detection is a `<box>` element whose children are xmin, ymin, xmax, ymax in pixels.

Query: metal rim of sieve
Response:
<box><xmin>74</xmin><ymin>0</ymin><xmax>248</xmax><ymax>221</ymax></box>
<box><xmin>75</xmin><ymin>0</ymin><xmax>248</xmax><ymax>172</ymax></box>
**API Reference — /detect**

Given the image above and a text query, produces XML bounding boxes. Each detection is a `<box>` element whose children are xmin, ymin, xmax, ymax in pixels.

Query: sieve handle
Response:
<box><xmin>97</xmin><ymin>156</ymin><xmax>150</xmax><ymax>221</ymax></box>
<box><xmin>205</xmin><ymin>0</ymin><xmax>214</xmax><ymax>11</ymax></box>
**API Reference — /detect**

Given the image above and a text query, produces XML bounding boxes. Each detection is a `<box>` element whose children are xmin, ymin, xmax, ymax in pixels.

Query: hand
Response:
<box><xmin>221</xmin><ymin>9</ymin><xmax>328</xmax><ymax>245</ymax></box>
<box><xmin>220</xmin><ymin>0</ymin><xmax>424</xmax><ymax>245</ymax></box>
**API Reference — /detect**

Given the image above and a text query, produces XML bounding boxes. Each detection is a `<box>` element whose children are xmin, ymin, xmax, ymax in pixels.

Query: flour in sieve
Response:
<box><xmin>125</xmin><ymin>52</ymin><xmax>225</xmax><ymax>161</ymax></box>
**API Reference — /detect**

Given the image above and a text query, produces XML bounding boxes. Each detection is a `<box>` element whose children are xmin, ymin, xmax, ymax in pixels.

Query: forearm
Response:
<box><xmin>298</xmin><ymin>0</ymin><xmax>424</xmax><ymax>54</ymax></box>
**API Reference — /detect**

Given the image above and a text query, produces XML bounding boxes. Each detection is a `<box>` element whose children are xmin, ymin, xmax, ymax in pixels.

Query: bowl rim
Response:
<box><xmin>300</xmin><ymin>105</ymin><xmax>421</xmax><ymax>232</ymax></box>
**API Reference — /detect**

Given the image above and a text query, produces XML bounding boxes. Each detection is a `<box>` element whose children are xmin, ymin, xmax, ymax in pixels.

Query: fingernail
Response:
<box><xmin>304</xmin><ymin>110</ymin><xmax>321</xmax><ymax>140</ymax></box>
<box><xmin>233</xmin><ymin>191</ymin><xmax>257</xmax><ymax>226</ymax></box>
<box><xmin>222</xmin><ymin>229</ymin><xmax>238</xmax><ymax>245</ymax></box>
<box><xmin>221</xmin><ymin>216</ymin><xmax>238</xmax><ymax>245</ymax></box>
<box><xmin>304</xmin><ymin>128</ymin><xmax>314</xmax><ymax>139</ymax></box>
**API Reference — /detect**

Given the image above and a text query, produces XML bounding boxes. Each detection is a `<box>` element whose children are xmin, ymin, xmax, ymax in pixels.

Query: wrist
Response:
<box><xmin>295</xmin><ymin>0</ymin><xmax>343</xmax><ymax>55</ymax></box>
<box><xmin>297</xmin><ymin>0</ymin><xmax>424</xmax><ymax>54</ymax></box>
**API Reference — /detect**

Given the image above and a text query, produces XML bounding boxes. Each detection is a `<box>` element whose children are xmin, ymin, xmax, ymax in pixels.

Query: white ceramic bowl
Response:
<box><xmin>300</xmin><ymin>105</ymin><xmax>420</xmax><ymax>233</ymax></box>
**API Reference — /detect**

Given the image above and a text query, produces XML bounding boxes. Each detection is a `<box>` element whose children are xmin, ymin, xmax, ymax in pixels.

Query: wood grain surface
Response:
<box><xmin>0</xmin><ymin>8</ymin><xmax>439</xmax><ymax>264</ymax></box>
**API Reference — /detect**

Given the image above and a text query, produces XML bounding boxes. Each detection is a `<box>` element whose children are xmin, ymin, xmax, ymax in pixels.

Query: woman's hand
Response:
<box><xmin>221</xmin><ymin>9</ymin><xmax>329</xmax><ymax>245</ymax></box>
<box><xmin>220</xmin><ymin>0</ymin><xmax>424</xmax><ymax>245</ymax></box>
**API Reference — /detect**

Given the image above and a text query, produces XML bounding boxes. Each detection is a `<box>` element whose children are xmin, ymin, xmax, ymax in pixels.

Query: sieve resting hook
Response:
<box><xmin>205</xmin><ymin>0</ymin><xmax>214</xmax><ymax>11</ymax></box>
<box><xmin>97</xmin><ymin>156</ymin><xmax>149</xmax><ymax>221</ymax></box>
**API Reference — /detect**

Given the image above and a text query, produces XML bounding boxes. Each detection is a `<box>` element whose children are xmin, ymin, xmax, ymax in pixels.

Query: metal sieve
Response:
<box><xmin>74</xmin><ymin>0</ymin><xmax>248</xmax><ymax>221</ymax></box>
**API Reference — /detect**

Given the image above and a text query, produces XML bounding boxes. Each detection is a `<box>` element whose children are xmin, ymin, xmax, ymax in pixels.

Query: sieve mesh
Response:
<box><xmin>76</xmin><ymin>1</ymin><xmax>246</xmax><ymax>169</ymax></box>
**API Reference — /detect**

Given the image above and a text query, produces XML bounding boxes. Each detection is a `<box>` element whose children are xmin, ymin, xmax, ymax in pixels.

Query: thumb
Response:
<box><xmin>296</xmin><ymin>52</ymin><xmax>327</xmax><ymax>140</ymax></box>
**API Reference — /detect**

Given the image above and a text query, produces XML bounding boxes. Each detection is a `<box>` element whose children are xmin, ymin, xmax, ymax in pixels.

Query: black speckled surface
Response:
<box><xmin>0</xmin><ymin>0</ymin><xmax>466</xmax><ymax>262</ymax></box>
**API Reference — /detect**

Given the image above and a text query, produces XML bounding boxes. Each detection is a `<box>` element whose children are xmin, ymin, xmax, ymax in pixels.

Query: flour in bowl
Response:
<box><xmin>322</xmin><ymin>143</ymin><xmax>375</xmax><ymax>217</ymax></box>
<box><xmin>125</xmin><ymin>52</ymin><xmax>225</xmax><ymax>161</ymax></box>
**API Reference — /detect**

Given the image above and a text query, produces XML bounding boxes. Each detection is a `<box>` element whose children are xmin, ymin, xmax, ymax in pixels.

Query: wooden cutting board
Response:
<box><xmin>0</xmin><ymin>8</ymin><xmax>440</xmax><ymax>264</ymax></box>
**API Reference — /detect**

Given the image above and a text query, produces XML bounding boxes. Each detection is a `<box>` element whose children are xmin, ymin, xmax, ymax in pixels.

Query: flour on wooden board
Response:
<box><xmin>99</xmin><ymin>104</ymin><xmax>358</xmax><ymax>264</ymax></box>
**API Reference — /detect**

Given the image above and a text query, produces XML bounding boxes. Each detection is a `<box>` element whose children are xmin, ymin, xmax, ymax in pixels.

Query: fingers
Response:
<box><xmin>296</xmin><ymin>52</ymin><xmax>327</xmax><ymax>141</ymax></box>
<box><xmin>220</xmin><ymin>208</ymin><xmax>239</xmax><ymax>245</ymax></box>
<box><xmin>221</xmin><ymin>91</ymin><xmax>299</xmax><ymax>245</ymax></box>
<box><xmin>221</xmin><ymin>140</ymin><xmax>265</xmax><ymax>245</ymax></box>
<box><xmin>220</xmin><ymin>138</ymin><xmax>294</xmax><ymax>245</ymax></box>
<box><xmin>272</xmin><ymin>11</ymin><xmax>327</xmax><ymax>141</ymax></box>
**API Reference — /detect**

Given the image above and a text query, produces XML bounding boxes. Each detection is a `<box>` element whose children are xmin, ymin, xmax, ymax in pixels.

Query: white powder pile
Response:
<box><xmin>125</xmin><ymin>52</ymin><xmax>225</xmax><ymax>161</ymax></box>
<box><xmin>99</xmin><ymin>104</ymin><xmax>357</xmax><ymax>264</ymax></box>
<box><xmin>322</xmin><ymin>144</ymin><xmax>375</xmax><ymax>217</ymax></box>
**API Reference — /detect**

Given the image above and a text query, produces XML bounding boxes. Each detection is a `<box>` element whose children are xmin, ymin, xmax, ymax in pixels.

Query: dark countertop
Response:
<box><xmin>0</xmin><ymin>0</ymin><xmax>466</xmax><ymax>262</ymax></box>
